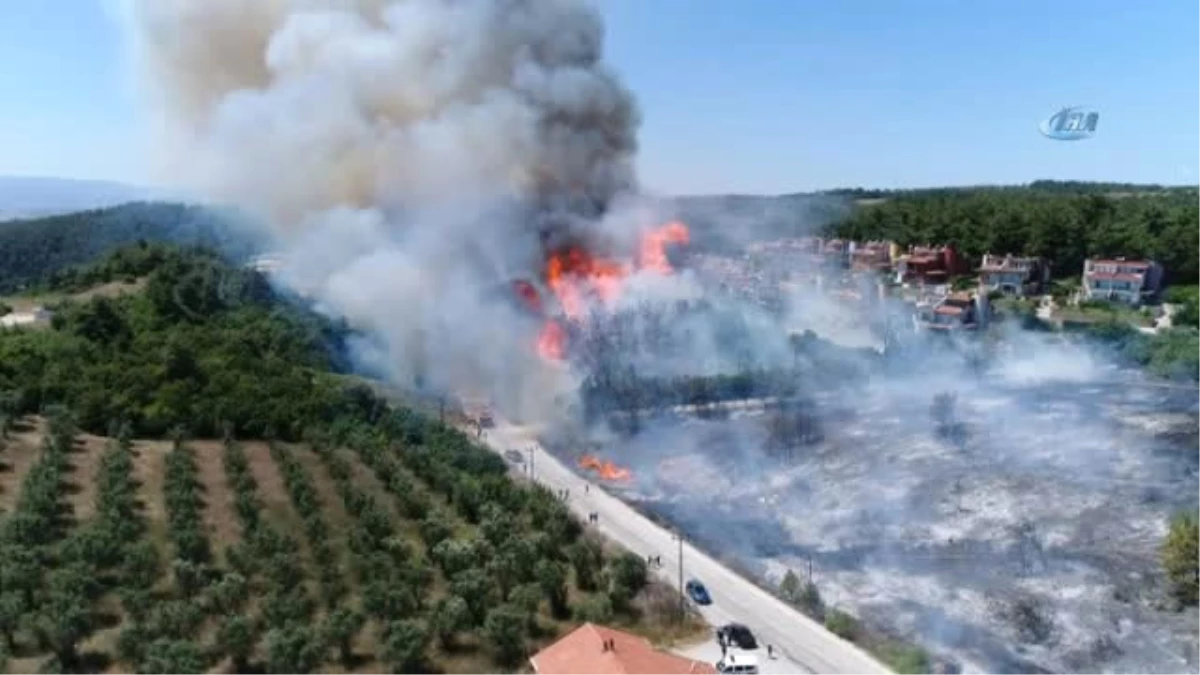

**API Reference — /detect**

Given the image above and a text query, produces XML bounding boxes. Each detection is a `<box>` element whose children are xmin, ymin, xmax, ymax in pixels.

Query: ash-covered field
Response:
<box><xmin>602</xmin><ymin>369</ymin><xmax>1199</xmax><ymax>673</ymax></box>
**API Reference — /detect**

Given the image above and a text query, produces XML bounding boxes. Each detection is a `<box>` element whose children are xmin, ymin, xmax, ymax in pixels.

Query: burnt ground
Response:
<box><xmin>598</xmin><ymin>373</ymin><xmax>1199</xmax><ymax>673</ymax></box>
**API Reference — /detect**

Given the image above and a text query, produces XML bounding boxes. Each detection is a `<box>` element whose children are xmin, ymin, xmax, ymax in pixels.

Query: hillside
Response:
<box><xmin>0</xmin><ymin>246</ymin><xmax>700</xmax><ymax>673</ymax></box>
<box><xmin>0</xmin><ymin>202</ymin><xmax>264</xmax><ymax>295</ymax></box>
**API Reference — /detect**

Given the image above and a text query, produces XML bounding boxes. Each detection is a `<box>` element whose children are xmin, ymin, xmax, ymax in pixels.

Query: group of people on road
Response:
<box><xmin>646</xmin><ymin>554</ymin><xmax>663</xmax><ymax>567</ymax></box>
<box><xmin>586</xmin><ymin>511</ymin><xmax>599</xmax><ymax>524</ymax></box>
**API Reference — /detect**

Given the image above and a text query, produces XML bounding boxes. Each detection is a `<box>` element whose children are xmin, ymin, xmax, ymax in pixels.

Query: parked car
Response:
<box><xmin>716</xmin><ymin>653</ymin><xmax>759</xmax><ymax>674</ymax></box>
<box><xmin>685</xmin><ymin>578</ymin><xmax>712</xmax><ymax>605</ymax></box>
<box><xmin>719</xmin><ymin>623</ymin><xmax>758</xmax><ymax>650</ymax></box>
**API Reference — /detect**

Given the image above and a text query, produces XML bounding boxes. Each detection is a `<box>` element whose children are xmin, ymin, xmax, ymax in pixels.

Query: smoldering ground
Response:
<box><xmin>578</xmin><ymin>296</ymin><xmax>1200</xmax><ymax>674</ymax></box>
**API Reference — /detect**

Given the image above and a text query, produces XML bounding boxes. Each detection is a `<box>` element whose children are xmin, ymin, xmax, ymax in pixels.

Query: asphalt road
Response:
<box><xmin>483</xmin><ymin>420</ymin><xmax>891</xmax><ymax>675</ymax></box>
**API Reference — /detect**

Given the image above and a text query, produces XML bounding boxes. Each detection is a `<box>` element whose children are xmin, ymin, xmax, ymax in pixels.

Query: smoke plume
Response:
<box><xmin>121</xmin><ymin>0</ymin><xmax>654</xmax><ymax>416</ymax></box>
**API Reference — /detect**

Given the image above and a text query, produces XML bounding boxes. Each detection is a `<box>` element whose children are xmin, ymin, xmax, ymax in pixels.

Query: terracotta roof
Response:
<box><xmin>530</xmin><ymin>623</ymin><xmax>717</xmax><ymax>675</ymax></box>
<box><xmin>1087</xmin><ymin>272</ymin><xmax>1144</xmax><ymax>282</ymax></box>
<box><xmin>934</xmin><ymin>305</ymin><xmax>964</xmax><ymax>315</ymax></box>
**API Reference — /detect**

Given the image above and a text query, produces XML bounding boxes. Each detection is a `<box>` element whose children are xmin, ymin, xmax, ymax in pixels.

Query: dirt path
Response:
<box><xmin>189</xmin><ymin>440</ymin><xmax>242</xmax><ymax>556</ymax></box>
<box><xmin>63</xmin><ymin>433</ymin><xmax>109</xmax><ymax>521</ymax></box>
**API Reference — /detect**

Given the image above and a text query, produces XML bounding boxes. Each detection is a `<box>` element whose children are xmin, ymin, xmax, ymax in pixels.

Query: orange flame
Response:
<box><xmin>545</xmin><ymin>247</ymin><xmax>630</xmax><ymax>319</ymax></box>
<box><xmin>536</xmin><ymin>320</ymin><xmax>567</xmax><ymax>361</ymax></box>
<box><xmin>531</xmin><ymin>221</ymin><xmax>691</xmax><ymax>363</ymax></box>
<box><xmin>638</xmin><ymin>221</ymin><xmax>690</xmax><ymax>274</ymax></box>
<box><xmin>578</xmin><ymin>454</ymin><xmax>632</xmax><ymax>481</ymax></box>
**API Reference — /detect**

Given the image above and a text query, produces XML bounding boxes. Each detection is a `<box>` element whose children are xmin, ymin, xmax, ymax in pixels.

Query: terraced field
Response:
<box><xmin>0</xmin><ymin>412</ymin><xmax>695</xmax><ymax>673</ymax></box>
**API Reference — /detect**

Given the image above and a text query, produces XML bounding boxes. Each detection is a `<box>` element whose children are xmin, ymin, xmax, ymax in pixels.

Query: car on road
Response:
<box><xmin>716</xmin><ymin>652</ymin><xmax>759</xmax><ymax>674</ymax></box>
<box><xmin>719</xmin><ymin>623</ymin><xmax>758</xmax><ymax>650</ymax></box>
<box><xmin>503</xmin><ymin>449</ymin><xmax>524</xmax><ymax>464</ymax></box>
<box><xmin>685</xmin><ymin>578</ymin><xmax>712</xmax><ymax>605</ymax></box>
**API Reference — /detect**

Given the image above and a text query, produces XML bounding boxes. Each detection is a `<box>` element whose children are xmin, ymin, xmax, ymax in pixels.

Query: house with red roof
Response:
<box><xmin>529</xmin><ymin>623</ymin><xmax>717</xmax><ymax>675</ymax></box>
<box><xmin>1082</xmin><ymin>258</ymin><xmax>1164</xmax><ymax>306</ymax></box>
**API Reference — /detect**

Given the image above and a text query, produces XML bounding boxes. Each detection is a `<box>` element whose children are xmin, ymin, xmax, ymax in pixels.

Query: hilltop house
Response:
<box><xmin>896</xmin><ymin>245</ymin><xmax>965</xmax><ymax>285</ymax></box>
<box><xmin>529</xmin><ymin>623</ymin><xmax>716</xmax><ymax>674</ymax></box>
<box><xmin>916</xmin><ymin>291</ymin><xmax>981</xmax><ymax>332</ymax></box>
<box><xmin>978</xmin><ymin>254</ymin><xmax>1050</xmax><ymax>297</ymax></box>
<box><xmin>1081</xmin><ymin>258</ymin><xmax>1164</xmax><ymax>306</ymax></box>
<box><xmin>0</xmin><ymin>305</ymin><xmax>53</xmax><ymax>329</ymax></box>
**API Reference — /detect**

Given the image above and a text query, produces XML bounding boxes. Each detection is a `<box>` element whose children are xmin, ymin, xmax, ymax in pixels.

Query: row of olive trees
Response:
<box><xmin>269</xmin><ymin>441</ymin><xmax>347</xmax><ymax>607</ymax></box>
<box><xmin>308</xmin><ymin>438</ymin><xmax>436</xmax><ymax>672</ymax></box>
<box><xmin>0</xmin><ymin>409</ymin><xmax>93</xmax><ymax>671</ymax></box>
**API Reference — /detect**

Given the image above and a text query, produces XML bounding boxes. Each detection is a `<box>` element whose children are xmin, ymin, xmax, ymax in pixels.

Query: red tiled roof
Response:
<box><xmin>1087</xmin><ymin>272</ymin><xmax>1144</xmax><ymax>282</ymax></box>
<box><xmin>530</xmin><ymin>624</ymin><xmax>717</xmax><ymax>675</ymax></box>
<box><xmin>934</xmin><ymin>305</ymin><xmax>964</xmax><ymax>315</ymax></box>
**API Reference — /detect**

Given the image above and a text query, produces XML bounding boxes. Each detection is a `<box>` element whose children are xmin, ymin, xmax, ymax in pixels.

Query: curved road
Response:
<box><xmin>483</xmin><ymin>420</ymin><xmax>890</xmax><ymax>675</ymax></box>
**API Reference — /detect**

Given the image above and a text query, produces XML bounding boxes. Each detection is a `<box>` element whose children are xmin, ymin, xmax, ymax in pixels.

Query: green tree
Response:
<box><xmin>216</xmin><ymin>615</ymin><xmax>256</xmax><ymax>673</ymax></box>
<box><xmin>321</xmin><ymin>606</ymin><xmax>364</xmax><ymax>667</ymax></box>
<box><xmin>606</xmin><ymin>552</ymin><xmax>648</xmax><ymax>612</ymax></box>
<box><xmin>535</xmin><ymin>559</ymin><xmax>569</xmax><ymax>618</ymax></box>
<box><xmin>824</xmin><ymin>609</ymin><xmax>860</xmax><ymax>640</ymax></box>
<box><xmin>484</xmin><ymin>605</ymin><xmax>527</xmax><ymax>667</ymax></box>
<box><xmin>382</xmin><ymin>619</ymin><xmax>428</xmax><ymax>673</ymax></box>
<box><xmin>265</xmin><ymin>624</ymin><xmax>325</xmax><ymax>674</ymax></box>
<box><xmin>1161</xmin><ymin>511</ymin><xmax>1199</xmax><ymax>606</ymax></box>
<box><xmin>432</xmin><ymin>595</ymin><xmax>472</xmax><ymax>648</ymax></box>
<box><xmin>139</xmin><ymin>638</ymin><xmax>207</xmax><ymax>674</ymax></box>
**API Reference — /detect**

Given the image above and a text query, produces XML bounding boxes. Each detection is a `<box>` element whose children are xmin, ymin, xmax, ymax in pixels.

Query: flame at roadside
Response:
<box><xmin>579</xmin><ymin>454</ymin><xmax>632</xmax><ymax>482</ymax></box>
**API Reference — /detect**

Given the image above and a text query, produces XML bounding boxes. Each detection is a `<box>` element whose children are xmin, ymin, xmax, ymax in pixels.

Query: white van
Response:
<box><xmin>716</xmin><ymin>653</ymin><xmax>760</xmax><ymax>674</ymax></box>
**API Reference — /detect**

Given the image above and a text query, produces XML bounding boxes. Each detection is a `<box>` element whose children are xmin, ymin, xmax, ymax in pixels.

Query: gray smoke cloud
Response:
<box><xmin>121</xmin><ymin>0</ymin><xmax>661</xmax><ymax>417</ymax></box>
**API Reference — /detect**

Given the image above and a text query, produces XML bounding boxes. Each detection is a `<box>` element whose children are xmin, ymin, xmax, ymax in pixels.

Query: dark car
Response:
<box><xmin>685</xmin><ymin>579</ymin><xmax>712</xmax><ymax>605</ymax></box>
<box><xmin>719</xmin><ymin>623</ymin><xmax>758</xmax><ymax>650</ymax></box>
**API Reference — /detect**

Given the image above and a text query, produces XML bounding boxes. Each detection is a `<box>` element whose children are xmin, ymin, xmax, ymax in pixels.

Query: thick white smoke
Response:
<box><xmin>121</xmin><ymin>0</ymin><xmax>651</xmax><ymax>417</ymax></box>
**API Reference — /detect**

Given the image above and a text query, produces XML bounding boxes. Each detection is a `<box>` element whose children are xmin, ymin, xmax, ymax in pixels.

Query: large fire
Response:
<box><xmin>531</xmin><ymin>221</ymin><xmax>690</xmax><ymax>361</ymax></box>
<box><xmin>579</xmin><ymin>454</ymin><xmax>632</xmax><ymax>482</ymax></box>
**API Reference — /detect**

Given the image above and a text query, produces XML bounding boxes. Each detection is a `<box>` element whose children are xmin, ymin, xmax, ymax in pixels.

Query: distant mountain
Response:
<box><xmin>0</xmin><ymin>176</ymin><xmax>173</xmax><ymax>220</ymax></box>
<box><xmin>0</xmin><ymin>202</ymin><xmax>267</xmax><ymax>294</ymax></box>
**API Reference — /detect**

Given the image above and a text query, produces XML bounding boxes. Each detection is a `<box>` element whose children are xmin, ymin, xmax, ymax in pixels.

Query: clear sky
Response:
<box><xmin>0</xmin><ymin>0</ymin><xmax>1196</xmax><ymax>195</ymax></box>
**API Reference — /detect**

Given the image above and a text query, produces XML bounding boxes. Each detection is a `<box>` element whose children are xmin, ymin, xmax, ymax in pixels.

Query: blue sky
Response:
<box><xmin>0</xmin><ymin>0</ymin><xmax>1196</xmax><ymax>195</ymax></box>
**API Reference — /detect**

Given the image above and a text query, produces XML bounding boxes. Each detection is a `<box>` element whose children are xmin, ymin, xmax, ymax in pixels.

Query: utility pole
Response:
<box><xmin>677</xmin><ymin>531</ymin><xmax>685</xmax><ymax>623</ymax></box>
<box><xmin>807</xmin><ymin>555</ymin><xmax>813</xmax><ymax>585</ymax></box>
<box><xmin>528</xmin><ymin>446</ymin><xmax>535</xmax><ymax>481</ymax></box>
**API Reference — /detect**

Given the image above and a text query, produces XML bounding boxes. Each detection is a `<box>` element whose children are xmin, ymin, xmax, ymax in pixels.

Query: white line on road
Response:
<box><xmin>483</xmin><ymin>421</ymin><xmax>891</xmax><ymax>675</ymax></box>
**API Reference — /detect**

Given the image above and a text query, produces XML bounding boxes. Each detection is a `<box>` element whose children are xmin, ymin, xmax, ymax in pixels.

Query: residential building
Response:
<box><xmin>916</xmin><ymin>291</ymin><xmax>980</xmax><ymax>332</ymax></box>
<box><xmin>821</xmin><ymin>238</ymin><xmax>851</xmax><ymax>269</ymax></box>
<box><xmin>529</xmin><ymin>623</ymin><xmax>717</xmax><ymax>674</ymax></box>
<box><xmin>850</xmin><ymin>240</ymin><xmax>895</xmax><ymax>272</ymax></box>
<box><xmin>0</xmin><ymin>306</ymin><xmax>53</xmax><ymax>329</ymax></box>
<box><xmin>1082</xmin><ymin>258</ymin><xmax>1164</xmax><ymax>306</ymax></box>
<box><xmin>978</xmin><ymin>254</ymin><xmax>1050</xmax><ymax>297</ymax></box>
<box><xmin>896</xmin><ymin>245</ymin><xmax>964</xmax><ymax>285</ymax></box>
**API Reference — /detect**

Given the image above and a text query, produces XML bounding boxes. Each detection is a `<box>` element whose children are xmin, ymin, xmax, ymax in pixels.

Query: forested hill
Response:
<box><xmin>0</xmin><ymin>202</ymin><xmax>264</xmax><ymax>294</ymax></box>
<box><xmin>0</xmin><ymin>245</ymin><xmax>691</xmax><ymax>672</ymax></box>
<box><xmin>828</xmin><ymin>186</ymin><xmax>1199</xmax><ymax>283</ymax></box>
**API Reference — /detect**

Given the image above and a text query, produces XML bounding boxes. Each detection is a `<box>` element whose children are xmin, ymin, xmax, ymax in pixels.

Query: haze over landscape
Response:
<box><xmin>0</xmin><ymin>2</ymin><xmax>1196</xmax><ymax>674</ymax></box>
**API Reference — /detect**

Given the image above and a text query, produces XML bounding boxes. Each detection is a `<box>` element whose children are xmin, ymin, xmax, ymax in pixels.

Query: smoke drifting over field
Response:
<box><xmin>121</xmin><ymin>0</ymin><xmax>664</xmax><ymax>417</ymax></box>
<box><xmin>122</xmin><ymin>3</ymin><xmax>1198</xmax><ymax>672</ymax></box>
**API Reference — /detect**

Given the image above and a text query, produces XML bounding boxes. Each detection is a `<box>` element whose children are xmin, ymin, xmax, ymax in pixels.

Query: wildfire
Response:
<box><xmin>536</xmin><ymin>320</ymin><xmax>567</xmax><ymax>361</ymax></box>
<box><xmin>638</xmin><ymin>221</ymin><xmax>690</xmax><ymax>274</ymax></box>
<box><xmin>578</xmin><ymin>454</ymin><xmax>632</xmax><ymax>482</ymax></box>
<box><xmin>529</xmin><ymin>220</ymin><xmax>691</xmax><ymax>362</ymax></box>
